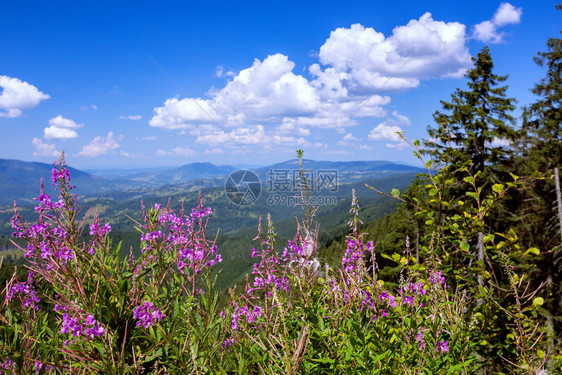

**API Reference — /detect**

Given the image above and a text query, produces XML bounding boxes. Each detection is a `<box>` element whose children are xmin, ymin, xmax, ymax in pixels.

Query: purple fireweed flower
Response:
<box><xmin>222</xmin><ymin>338</ymin><xmax>234</xmax><ymax>348</ymax></box>
<box><xmin>360</xmin><ymin>291</ymin><xmax>375</xmax><ymax>311</ymax></box>
<box><xmin>254</xmin><ymin>277</ymin><xmax>265</xmax><ymax>288</ymax></box>
<box><xmin>191</xmin><ymin>207</ymin><xmax>212</xmax><ymax>219</ymax></box>
<box><xmin>341</xmin><ymin>238</ymin><xmax>367</xmax><ymax>275</ymax></box>
<box><xmin>40</xmin><ymin>241</ymin><xmax>52</xmax><ymax>259</ymax></box>
<box><xmin>274</xmin><ymin>276</ymin><xmax>290</xmax><ymax>292</ymax></box>
<box><xmin>34</xmin><ymin>362</ymin><xmax>55</xmax><ymax>374</ymax></box>
<box><xmin>133</xmin><ymin>302</ymin><xmax>165</xmax><ymax>328</ymax></box>
<box><xmin>89</xmin><ymin>222</ymin><xmax>111</xmax><ymax>237</ymax></box>
<box><xmin>416</xmin><ymin>332</ymin><xmax>425</xmax><ymax>350</ymax></box>
<box><xmin>378</xmin><ymin>291</ymin><xmax>397</xmax><ymax>308</ymax></box>
<box><xmin>51</xmin><ymin>165</ymin><xmax>71</xmax><ymax>187</ymax></box>
<box><xmin>60</xmin><ymin>312</ymin><xmax>104</xmax><ymax>341</ymax></box>
<box><xmin>429</xmin><ymin>270</ymin><xmax>446</xmax><ymax>286</ymax></box>
<box><xmin>408</xmin><ymin>282</ymin><xmax>426</xmax><ymax>296</ymax></box>
<box><xmin>402</xmin><ymin>295</ymin><xmax>414</xmax><ymax>306</ymax></box>
<box><xmin>436</xmin><ymin>340</ymin><xmax>449</xmax><ymax>353</ymax></box>
<box><xmin>7</xmin><ymin>274</ymin><xmax>40</xmax><ymax>311</ymax></box>
<box><xmin>231</xmin><ymin>313</ymin><xmax>239</xmax><ymax>331</ymax></box>
<box><xmin>0</xmin><ymin>358</ymin><xmax>16</xmax><ymax>374</ymax></box>
<box><xmin>140</xmin><ymin>230</ymin><xmax>162</xmax><ymax>242</ymax></box>
<box><xmin>60</xmin><ymin>313</ymin><xmax>80</xmax><ymax>336</ymax></box>
<box><xmin>54</xmin><ymin>246</ymin><xmax>73</xmax><ymax>262</ymax></box>
<box><xmin>51</xmin><ymin>227</ymin><xmax>67</xmax><ymax>239</ymax></box>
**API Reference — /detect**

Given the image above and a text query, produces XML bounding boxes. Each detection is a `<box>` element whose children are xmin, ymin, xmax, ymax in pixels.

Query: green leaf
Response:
<box><xmin>533</xmin><ymin>297</ymin><xmax>544</xmax><ymax>306</ymax></box>
<box><xmin>524</xmin><ymin>247</ymin><xmax>540</xmax><ymax>256</ymax></box>
<box><xmin>459</xmin><ymin>241</ymin><xmax>470</xmax><ymax>251</ymax></box>
<box><xmin>465</xmin><ymin>191</ymin><xmax>479</xmax><ymax>200</ymax></box>
<box><xmin>492</xmin><ymin>184</ymin><xmax>504</xmax><ymax>193</ymax></box>
<box><xmin>483</xmin><ymin>234</ymin><xmax>495</xmax><ymax>243</ymax></box>
<box><xmin>537</xmin><ymin>349</ymin><xmax>545</xmax><ymax>359</ymax></box>
<box><xmin>391</xmin><ymin>188</ymin><xmax>400</xmax><ymax>198</ymax></box>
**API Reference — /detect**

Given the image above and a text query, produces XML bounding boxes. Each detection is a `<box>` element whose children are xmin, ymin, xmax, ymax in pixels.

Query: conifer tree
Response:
<box><xmin>425</xmin><ymin>46</ymin><xmax>516</xmax><ymax>177</ymax></box>
<box><xmin>517</xmin><ymin>3</ymin><xmax>562</xmax><ymax>345</ymax></box>
<box><xmin>521</xmin><ymin>4</ymin><xmax>562</xmax><ymax>172</ymax></box>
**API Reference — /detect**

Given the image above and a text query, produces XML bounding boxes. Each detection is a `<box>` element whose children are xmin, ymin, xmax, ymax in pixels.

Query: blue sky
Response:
<box><xmin>1</xmin><ymin>1</ymin><xmax>560</xmax><ymax>169</ymax></box>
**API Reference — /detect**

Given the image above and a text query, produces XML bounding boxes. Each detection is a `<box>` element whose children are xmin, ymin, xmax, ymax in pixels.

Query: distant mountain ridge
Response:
<box><xmin>0</xmin><ymin>158</ymin><xmax>423</xmax><ymax>204</ymax></box>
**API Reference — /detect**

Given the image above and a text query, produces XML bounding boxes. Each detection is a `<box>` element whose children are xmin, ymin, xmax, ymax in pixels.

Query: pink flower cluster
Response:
<box><xmin>60</xmin><ymin>312</ymin><xmax>105</xmax><ymax>340</ymax></box>
<box><xmin>7</xmin><ymin>273</ymin><xmax>40</xmax><ymax>311</ymax></box>
<box><xmin>132</xmin><ymin>302</ymin><xmax>166</xmax><ymax>328</ymax></box>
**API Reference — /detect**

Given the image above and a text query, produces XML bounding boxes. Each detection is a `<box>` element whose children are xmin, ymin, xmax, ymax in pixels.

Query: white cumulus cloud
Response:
<box><xmin>368</xmin><ymin>122</ymin><xmax>404</xmax><ymax>141</ymax></box>
<box><xmin>32</xmin><ymin>138</ymin><xmax>60</xmax><ymax>157</ymax></box>
<box><xmin>0</xmin><ymin>76</ymin><xmax>50</xmax><ymax>118</ymax></box>
<box><xmin>119</xmin><ymin>115</ymin><xmax>142</xmax><ymax>120</ymax></box>
<box><xmin>44</xmin><ymin>126</ymin><xmax>79</xmax><ymax>139</ymax></box>
<box><xmin>473</xmin><ymin>3</ymin><xmax>522</xmax><ymax>43</ymax></box>
<box><xmin>149</xmin><ymin>13</ymin><xmax>476</xmax><ymax>154</ymax></box>
<box><xmin>151</xmin><ymin>54</ymin><xmax>325</xmax><ymax>130</ymax></box>
<box><xmin>315</xmin><ymin>14</ymin><xmax>471</xmax><ymax>93</ymax></box>
<box><xmin>493</xmin><ymin>2</ymin><xmax>523</xmax><ymax>26</ymax></box>
<box><xmin>49</xmin><ymin>115</ymin><xmax>82</xmax><ymax>129</ymax></box>
<box><xmin>392</xmin><ymin>111</ymin><xmax>412</xmax><ymax>126</ymax></box>
<box><xmin>78</xmin><ymin>132</ymin><xmax>120</xmax><ymax>157</ymax></box>
<box><xmin>44</xmin><ymin>115</ymin><xmax>83</xmax><ymax>139</ymax></box>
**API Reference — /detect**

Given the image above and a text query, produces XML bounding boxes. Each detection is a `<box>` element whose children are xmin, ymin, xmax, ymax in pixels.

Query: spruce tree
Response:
<box><xmin>424</xmin><ymin>46</ymin><xmax>516</xmax><ymax>177</ymax></box>
<box><xmin>521</xmin><ymin>4</ymin><xmax>562</xmax><ymax>172</ymax></box>
<box><xmin>517</xmin><ymin>3</ymin><xmax>562</xmax><ymax>346</ymax></box>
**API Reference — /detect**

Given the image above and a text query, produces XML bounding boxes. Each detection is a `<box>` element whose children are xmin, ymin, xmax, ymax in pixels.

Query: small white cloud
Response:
<box><xmin>342</xmin><ymin>133</ymin><xmax>358</xmax><ymax>141</ymax></box>
<box><xmin>392</xmin><ymin>110</ymin><xmax>412</xmax><ymax>126</ymax></box>
<box><xmin>215</xmin><ymin>66</ymin><xmax>236</xmax><ymax>78</ymax></box>
<box><xmin>156</xmin><ymin>146</ymin><xmax>196</xmax><ymax>157</ymax></box>
<box><xmin>78</xmin><ymin>132</ymin><xmax>120</xmax><ymax>157</ymax></box>
<box><xmin>140</xmin><ymin>136</ymin><xmax>156</xmax><ymax>141</ymax></box>
<box><xmin>359</xmin><ymin>144</ymin><xmax>373</xmax><ymax>151</ymax></box>
<box><xmin>0</xmin><ymin>76</ymin><xmax>50</xmax><ymax>118</ymax></box>
<box><xmin>386</xmin><ymin>142</ymin><xmax>409</xmax><ymax>150</ymax></box>
<box><xmin>81</xmin><ymin>104</ymin><xmax>98</xmax><ymax>111</ymax></box>
<box><xmin>473</xmin><ymin>3</ymin><xmax>522</xmax><ymax>43</ymax></box>
<box><xmin>204</xmin><ymin>148</ymin><xmax>224</xmax><ymax>155</ymax></box>
<box><xmin>473</xmin><ymin>21</ymin><xmax>499</xmax><ymax>43</ymax></box>
<box><xmin>44</xmin><ymin>115</ymin><xmax>83</xmax><ymax>139</ymax></box>
<box><xmin>493</xmin><ymin>3</ymin><xmax>522</xmax><ymax>26</ymax></box>
<box><xmin>49</xmin><ymin>115</ymin><xmax>82</xmax><ymax>129</ymax></box>
<box><xmin>32</xmin><ymin>138</ymin><xmax>60</xmax><ymax>157</ymax></box>
<box><xmin>368</xmin><ymin>122</ymin><xmax>403</xmax><ymax>141</ymax></box>
<box><xmin>44</xmin><ymin>126</ymin><xmax>79</xmax><ymax>139</ymax></box>
<box><xmin>119</xmin><ymin>115</ymin><xmax>142</xmax><ymax>120</ymax></box>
